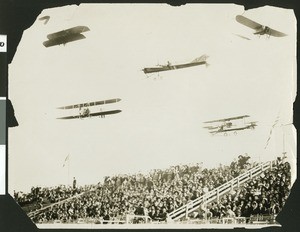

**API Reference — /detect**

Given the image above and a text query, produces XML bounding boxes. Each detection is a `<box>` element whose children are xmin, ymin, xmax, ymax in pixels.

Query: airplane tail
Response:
<box><xmin>191</xmin><ymin>54</ymin><xmax>208</xmax><ymax>63</ymax></box>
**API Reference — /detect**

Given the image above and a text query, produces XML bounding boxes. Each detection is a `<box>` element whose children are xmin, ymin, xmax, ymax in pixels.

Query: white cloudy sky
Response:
<box><xmin>8</xmin><ymin>4</ymin><xmax>296</xmax><ymax>193</ymax></box>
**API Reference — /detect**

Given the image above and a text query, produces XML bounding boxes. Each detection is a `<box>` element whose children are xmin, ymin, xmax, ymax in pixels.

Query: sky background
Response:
<box><xmin>8</xmin><ymin>4</ymin><xmax>296</xmax><ymax>193</ymax></box>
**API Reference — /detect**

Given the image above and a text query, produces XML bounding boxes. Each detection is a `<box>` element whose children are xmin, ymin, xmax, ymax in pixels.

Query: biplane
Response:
<box><xmin>142</xmin><ymin>55</ymin><xmax>208</xmax><ymax>74</ymax></box>
<box><xmin>43</xmin><ymin>26</ymin><xmax>90</xmax><ymax>48</ymax></box>
<box><xmin>57</xmin><ymin>98</ymin><xmax>121</xmax><ymax>119</ymax></box>
<box><xmin>203</xmin><ymin>115</ymin><xmax>257</xmax><ymax>135</ymax></box>
<box><xmin>236</xmin><ymin>15</ymin><xmax>287</xmax><ymax>37</ymax></box>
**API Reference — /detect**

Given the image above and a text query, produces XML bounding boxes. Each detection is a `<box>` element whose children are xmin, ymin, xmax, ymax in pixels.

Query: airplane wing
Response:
<box><xmin>43</xmin><ymin>38</ymin><xmax>62</xmax><ymax>48</ymax></box>
<box><xmin>89</xmin><ymin>110</ymin><xmax>122</xmax><ymax>117</ymax></box>
<box><xmin>208</xmin><ymin>127</ymin><xmax>245</xmax><ymax>134</ymax></box>
<box><xmin>236</xmin><ymin>15</ymin><xmax>263</xmax><ymax>30</ymax></box>
<box><xmin>268</xmin><ymin>28</ymin><xmax>287</xmax><ymax>37</ymax></box>
<box><xmin>57</xmin><ymin>98</ymin><xmax>121</xmax><ymax>110</ymax></box>
<box><xmin>221</xmin><ymin>127</ymin><xmax>246</xmax><ymax>132</ymax></box>
<box><xmin>204</xmin><ymin>115</ymin><xmax>250</xmax><ymax>123</ymax></box>
<box><xmin>47</xmin><ymin>30</ymin><xmax>69</xmax><ymax>40</ymax></box>
<box><xmin>43</xmin><ymin>34</ymin><xmax>86</xmax><ymax>48</ymax></box>
<box><xmin>57</xmin><ymin>115</ymin><xmax>79</xmax><ymax>119</ymax></box>
<box><xmin>209</xmin><ymin>124</ymin><xmax>255</xmax><ymax>134</ymax></box>
<box><xmin>223</xmin><ymin>125</ymin><xmax>255</xmax><ymax>132</ymax></box>
<box><xmin>47</xmin><ymin>26</ymin><xmax>90</xmax><ymax>40</ymax></box>
<box><xmin>57</xmin><ymin>110</ymin><xmax>121</xmax><ymax>119</ymax></box>
<box><xmin>64</xmin><ymin>33</ymin><xmax>86</xmax><ymax>43</ymax></box>
<box><xmin>67</xmin><ymin>26</ymin><xmax>90</xmax><ymax>34</ymax></box>
<box><xmin>93</xmin><ymin>98</ymin><xmax>121</xmax><ymax>106</ymax></box>
<box><xmin>143</xmin><ymin>67</ymin><xmax>169</xmax><ymax>74</ymax></box>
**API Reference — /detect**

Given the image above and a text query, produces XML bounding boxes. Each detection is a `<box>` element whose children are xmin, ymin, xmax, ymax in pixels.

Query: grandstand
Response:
<box><xmin>14</xmin><ymin>154</ymin><xmax>291</xmax><ymax>227</ymax></box>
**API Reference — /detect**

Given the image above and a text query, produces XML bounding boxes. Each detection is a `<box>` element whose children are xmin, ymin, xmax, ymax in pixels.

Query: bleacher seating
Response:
<box><xmin>13</xmin><ymin>154</ymin><xmax>291</xmax><ymax>225</ymax></box>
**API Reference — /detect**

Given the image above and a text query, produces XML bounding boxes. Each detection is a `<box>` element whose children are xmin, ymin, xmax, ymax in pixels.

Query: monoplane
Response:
<box><xmin>43</xmin><ymin>26</ymin><xmax>90</xmax><ymax>47</ymax></box>
<box><xmin>142</xmin><ymin>55</ymin><xmax>208</xmax><ymax>74</ymax></box>
<box><xmin>57</xmin><ymin>98</ymin><xmax>121</xmax><ymax>119</ymax></box>
<box><xmin>236</xmin><ymin>15</ymin><xmax>287</xmax><ymax>37</ymax></box>
<box><xmin>203</xmin><ymin>115</ymin><xmax>257</xmax><ymax>135</ymax></box>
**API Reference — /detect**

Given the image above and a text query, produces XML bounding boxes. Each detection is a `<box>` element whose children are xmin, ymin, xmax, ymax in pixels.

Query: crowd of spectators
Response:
<box><xmin>13</xmin><ymin>154</ymin><xmax>291</xmax><ymax>224</ymax></box>
<box><xmin>192</xmin><ymin>157</ymin><xmax>291</xmax><ymax>222</ymax></box>
<box><xmin>14</xmin><ymin>181</ymin><xmax>90</xmax><ymax>212</ymax></box>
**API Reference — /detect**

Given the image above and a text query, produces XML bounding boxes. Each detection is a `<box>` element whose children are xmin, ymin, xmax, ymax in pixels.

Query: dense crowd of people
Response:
<box><xmin>191</xmin><ymin>158</ymin><xmax>291</xmax><ymax>223</ymax></box>
<box><xmin>14</xmin><ymin>183</ymin><xmax>91</xmax><ymax>213</ymax></box>
<box><xmin>13</xmin><ymin>154</ymin><xmax>291</xmax><ymax>224</ymax></box>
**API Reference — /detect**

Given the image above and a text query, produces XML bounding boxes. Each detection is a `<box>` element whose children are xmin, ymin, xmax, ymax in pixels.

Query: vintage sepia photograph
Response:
<box><xmin>7</xmin><ymin>4</ymin><xmax>297</xmax><ymax>229</ymax></box>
